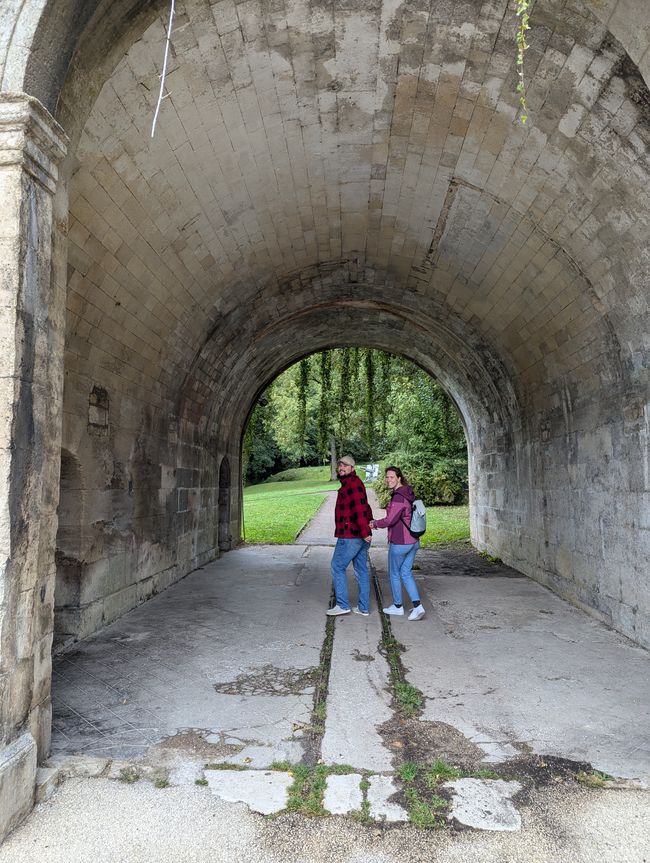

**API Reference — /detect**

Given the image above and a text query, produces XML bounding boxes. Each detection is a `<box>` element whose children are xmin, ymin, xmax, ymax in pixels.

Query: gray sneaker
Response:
<box><xmin>353</xmin><ymin>606</ymin><xmax>370</xmax><ymax>616</ymax></box>
<box><xmin>326</xmin><ymin>604</ymin><xmax>351</xmax><ymax>616</ymax></box>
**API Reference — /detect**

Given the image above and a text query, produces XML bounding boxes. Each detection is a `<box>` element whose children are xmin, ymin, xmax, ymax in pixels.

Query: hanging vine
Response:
<box><xmin>364</xmin><ymin>349</ymin><xmax>375</xmax><ymax>448</ymax></box>
<box><xmin>378</xmin><ymin>351</ymin><xmax>392</xmax><ymax>438</ymax></box>
<box><xmin>317</xmin><ymin>351</ymin><xmax>332</xmax><ymax>460</ymax></box>
<box><xmin>350</xmin><ymin>347</ymin><xmax>361</xmax><ymax>409</ymax></box>
<box><xmin>296</xmin><ymin>359</ymin><xmax>310</xmax><ymax>461</ymax></box>
<box><xmin>515</xmin><ymin>0</ymin><xmax>532</xmax><ymax>124</ymax></box>
<box><xmin>337</xmin><ymin>347</ymin><xmax>352</xmax><ymax>451</ymax></box>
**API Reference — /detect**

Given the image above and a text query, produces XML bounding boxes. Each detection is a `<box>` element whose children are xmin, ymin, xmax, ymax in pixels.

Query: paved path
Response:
<box><xmin>296</xmin><ymin>486</ymin><xmax>387</xmax><ymax>547</ymax></box>
<box><xmin>3</xmin><ymin>542</ymin><xmax>650</xmax><ymax>859</ymax></box>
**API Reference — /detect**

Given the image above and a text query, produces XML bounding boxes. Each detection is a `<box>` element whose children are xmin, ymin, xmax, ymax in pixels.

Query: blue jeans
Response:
<box><xmin>388</xmin><ymin>542</ymin><xmax>420</xmax><ymax>606</ymax></box>
<box><xmin>330</xmin><ymin>538</ymin><xmax>370</xmax><ymax>612</ymax></box>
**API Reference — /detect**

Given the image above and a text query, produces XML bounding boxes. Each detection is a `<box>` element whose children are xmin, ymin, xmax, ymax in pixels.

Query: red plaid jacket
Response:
<box><xmin>334</xmin><ymin>472</ymin><xmax>373</xmax><ymax>539</ymax></box>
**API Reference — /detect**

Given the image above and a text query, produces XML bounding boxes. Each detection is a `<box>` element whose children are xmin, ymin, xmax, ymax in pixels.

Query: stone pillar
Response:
<box><xmin>0</xmin><ymin>94</ymin><xmax>67</xmax><ymax>840</ymax></box>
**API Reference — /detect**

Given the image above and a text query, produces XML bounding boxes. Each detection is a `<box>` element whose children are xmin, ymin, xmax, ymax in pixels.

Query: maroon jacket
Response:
<box><xmin>334</xmin><ymin>471</ymin><xmax>373</xmax><ymax>539</ymax></box>
<box><xmin>373</xmin><ymin>485</ymin><xmax>418</xmax><ymax>545</ymax></box>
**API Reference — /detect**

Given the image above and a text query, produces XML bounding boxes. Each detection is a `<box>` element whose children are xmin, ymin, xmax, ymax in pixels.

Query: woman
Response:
<box><xmin>370</xmin><ymin>467</ymin><xmax>425</xmax><ymax>620</ymax></box>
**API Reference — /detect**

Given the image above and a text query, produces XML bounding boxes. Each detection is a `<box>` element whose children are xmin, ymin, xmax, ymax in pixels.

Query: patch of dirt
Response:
<box><xmin>351</xmin><ymin>649</ymin><xmax>375</xmax><ymax>662</ymax></box>
<box><xmin>378</xmin><ymin>717</ymin><xmax>485</xmax><ymax>770</ymax></box>
<box><xmin>152</xmin><ymin>729</ymin><xmax>245</xmax><ymax>759</ymax></box>
<box><xmin>214</xmin><ymin>664</ymin><xmax>319</xmax><ymax>696</ymax></box>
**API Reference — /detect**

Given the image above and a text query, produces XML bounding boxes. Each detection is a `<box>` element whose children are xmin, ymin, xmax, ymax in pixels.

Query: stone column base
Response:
<box><xmin>0</xmin><ymin>733</ymin><xmax>36</xmax><ymax>841</ymax></box>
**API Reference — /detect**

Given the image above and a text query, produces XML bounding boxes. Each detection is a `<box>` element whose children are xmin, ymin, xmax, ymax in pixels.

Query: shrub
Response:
<box><xmin>373</xmin><ymin>457</ymin><xmax>468</xmax><ymax>507</ymax></box>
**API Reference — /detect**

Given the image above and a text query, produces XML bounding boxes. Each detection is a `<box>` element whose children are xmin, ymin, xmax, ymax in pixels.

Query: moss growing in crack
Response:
<box><xmin>286</xmin><ymin>764</ymin><xmax>329</xmax><ymax>816</ymax></box>
<box><xmin>426</xmin><ymin>760</ymin><xmax>499</xmax><ymax>787</ymax></box>
<box><xmin>395</xmin><ymin>682</ymin><xmax>424</xmax><ymax>717</ymax></box>
<box><xmin>154</xmin><ymin>777</ymin><xmax>171</xmax><ymax>788</ymax></box>
<box><xmin>398</xmin><ymin>761</ymin><xmax>419</xmax><ymax>783</ymax></box>
<box><xmin>405</xmin><ymin>788</ymin><xmax>445</xmax><ymax>829</ymax></box>
<box><xmin>350</xmin><ymin>800</ymin><xmax>373</xmax><ymax>824</ymax></box>
<box><xmin>195</xmin><ymin>777</ymin><xmax>209</xmax><ymax>786</ymax></box>
<box><xmin>118</xmin><ymin>767</ymin><xmax>140</xmax><ymax>783</ymax></box>
<box><xmin>577</xmin><ymin>769</ymin><xmax>614</xmax><ymax>788</ymax></box>
<box><xmin>204</xmin><ymin>762</ymin><xmax>249</xmax><ymax>771</ymax></box>
<box><xmin>378</xmin><ymin>634</ymin><xmax>425</xmax><ymax>718</ymax></box>
<box><xmin>426</xmin><ymin>759</ymin><xmax>462</xmax><ymax>785</ymax></box>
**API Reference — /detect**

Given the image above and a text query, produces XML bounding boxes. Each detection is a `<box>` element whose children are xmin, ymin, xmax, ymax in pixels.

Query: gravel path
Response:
<box><xmin>1</xmin><ymin>777</ymin><xmax>648</xmax><ymax>863</ymax></box>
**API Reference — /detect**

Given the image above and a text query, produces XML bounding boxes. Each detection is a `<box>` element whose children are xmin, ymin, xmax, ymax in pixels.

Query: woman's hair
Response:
<box><xmin>384</xmin><ymin>465</ymin><xmax>406</xmax><ymax>483</ymax></box>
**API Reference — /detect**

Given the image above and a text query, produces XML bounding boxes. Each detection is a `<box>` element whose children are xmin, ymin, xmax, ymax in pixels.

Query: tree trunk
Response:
<box><xmin>329</xmin><ymin>435</ymin><xmax>337</xmax><ymax>481</ymax></box>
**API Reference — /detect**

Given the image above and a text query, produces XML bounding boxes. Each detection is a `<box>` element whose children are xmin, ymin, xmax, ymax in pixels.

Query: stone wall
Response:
<box><xmin>1</xmin><ymin>0</ymin><xmax>650</xmax><ymax>840</ymax></box>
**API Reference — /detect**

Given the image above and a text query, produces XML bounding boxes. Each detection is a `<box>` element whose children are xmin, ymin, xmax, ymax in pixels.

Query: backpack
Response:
<box><xmin>403</xmin><ymin>498</ymin><xmax>426</xmax><ymax>538</ymax></box>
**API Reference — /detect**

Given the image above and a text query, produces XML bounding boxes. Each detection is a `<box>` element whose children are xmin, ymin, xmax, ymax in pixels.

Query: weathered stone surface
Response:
<box><xmin>323</xmin><ymin>773</ymin><xmax>364</xmax><ymax>815</ymax></box>
<box><xmin>1</xmin><ymin>0</ymin><xmax>650</xmax><ymax>842</ymax></box>
<box><xmin>204</xmin><ymin>769</ymin><xmax>293</xmax><ymax>815</ymax></box>
<box><xmin>444</xmin><ymin>778</ymin><xmax>523</xmax><ymax>832</ymax></box>
<box><xmin>47</xmin><ymin>756</ymin><xmax>110</xmax><ymax>779</ymax></box>
<box><xmin>367</xmin><ymin>775</ymin><xmax>407</xmax><ymax>822</ymax></box>
<box><xmin>0</xmin><ymin>734</ymin><xmax>37</xmax><ymax>839</ymax></box>
<box><xmin>34</xmin><ymin>767</ymin><xmax>60</xmax><ymax>803</ymax></box>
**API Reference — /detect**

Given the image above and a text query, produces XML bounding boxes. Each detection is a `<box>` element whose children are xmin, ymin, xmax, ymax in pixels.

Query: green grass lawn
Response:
<box><xmin>243</xmin><ymin>468</ymin><xmax>471</xmax><ymax>545</ymax></box>
<box><xmin>243</xmin><ymin>466</ymin><xmax>335</xmax><ymax>543</ymax></box>
<box><xmin>420</xmin><ymin>505</ymin><xmax>470</xmax><ymax>546</ymax></box>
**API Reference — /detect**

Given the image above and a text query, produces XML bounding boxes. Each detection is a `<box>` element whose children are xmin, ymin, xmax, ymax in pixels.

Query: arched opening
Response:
<box><xmin>241</xmin><ymin>347</ymin><xmax>470</xmax><ymax>546</ymax></box>
<box><xmin>2</xmin><ymin>0</ymin><xmax>650</xmax><ymax>839</ymax></box>
<box><xmin>218</xmin><ymin>456</ymin><xmax>232</xmax><ymax>552</ymax></box>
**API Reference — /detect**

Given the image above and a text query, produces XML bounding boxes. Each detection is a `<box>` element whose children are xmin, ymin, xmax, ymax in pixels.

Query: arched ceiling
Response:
<box><xmin>53</xmin><ymin>0</ymin><xmax>650</xmax><ymax>433</ymax></box>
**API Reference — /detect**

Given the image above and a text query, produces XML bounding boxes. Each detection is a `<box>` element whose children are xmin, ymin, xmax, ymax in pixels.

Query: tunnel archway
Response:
<box><xmin>50</xmin><ymin>0</ymin><xmax>650</xmax><ymax>653</ymax></box>
<box><xmin>2</xmin><ymin>0</ymin><xmax>650</xmax><ymax>835</ymax></box>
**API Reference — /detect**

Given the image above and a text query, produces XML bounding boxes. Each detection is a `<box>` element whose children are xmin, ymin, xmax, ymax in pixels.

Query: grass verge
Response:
<box><xmin>420</xmin><ymin>505</ymin><xmax>470</xmax><ymax>546</ymax></box>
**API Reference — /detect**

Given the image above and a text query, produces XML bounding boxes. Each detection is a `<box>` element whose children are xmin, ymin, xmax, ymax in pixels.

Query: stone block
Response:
<box><xmin>0</xmin><ymin>733</ymin><xmax>37</xmax><ymax>842</ymax></box>
<box><xmin>34</xmin><ymin>766</ymin><xmax>60</xmax><ymax>802</ymax></box>
<box><xmin>444</xmin><ymin>779</ymin><xmax>522</xmax><ymax>831</ymax></box>
<box><xmin>367</xmin><ymin>775</ymin><xmax>407</xmax><ymax>822</ymax></box>
<box><xmin>46</xmin><ymin>755</ymin><xmax>110</xmax><ymax>778</ymax></box>
<box><xmin>323</xmin><ymin>773</ymin><xmax>363</xmax><ymax>815</ymax></box>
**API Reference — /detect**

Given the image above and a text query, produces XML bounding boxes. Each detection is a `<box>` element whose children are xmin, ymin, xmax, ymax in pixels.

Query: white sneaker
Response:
<box><xmin>408</xmin><ymin>605</ymin><xmax>425</xmax><ymax>621</ymax></box>
<box><xmin>326</xmin><ymin>604</ymin><xmax>351</xmax><ymax>616</ymax></box>
<box><xmin>352</xmin><ymin>606</ymin><xmax>369</xmax><ymax>616</ymax></box>
<box><xmin>382</xmin><ymin>604</ymin><xmax>404</xmax><ymax>616</ymax></box>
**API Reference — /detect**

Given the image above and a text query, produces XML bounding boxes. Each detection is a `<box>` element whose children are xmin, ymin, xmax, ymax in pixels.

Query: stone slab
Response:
<box><xmin>204</xmin><ymin>769</ymin><xmax>293</xmax><ymax>815</ymax></box>
<box><xmin>0</xmin><ymin>733</ymin><xmax>37</xmax><ymax>841</ymax></box>
<box><xmin>445</xmin><ymin>778</ymin><xmax>522</xmax><ymax>831</ymax></box>
<box><xmin>323</xmin><ymin>773</ymin><xmax>363</xmax><ymax>814</ymax></box>
<box><xmin>47</xmin><ymin>756</ymin><xmax>110</xmax><ymax>778</ymax></box>
<box><xmin>367</xmin><ymin>775</ymin><xmax>407</xmax><ymax>822</ymax></box>
<box><xmin>205</xmin><ymin>742</ymin><xmax>304</xmax><ymax>769</ymax></box>
<box><xmin>321</xmin><ymin>612</ymin><xmax>393</xmax><ymax>772</ymax></box>
<box><xmin>34</xmin><ymin>767</ymin><xmax>60</xmax><ymax>803</ymax></box>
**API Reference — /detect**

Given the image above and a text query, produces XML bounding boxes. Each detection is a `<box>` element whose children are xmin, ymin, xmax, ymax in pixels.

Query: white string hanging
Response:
<box><xmin>151</xmin><ymin>0</ymin><xmax>176</xmax><ymax>138</ymax></box>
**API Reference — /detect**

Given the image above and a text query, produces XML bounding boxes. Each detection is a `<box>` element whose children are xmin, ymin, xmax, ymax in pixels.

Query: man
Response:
<box><xmin>326</xmin><ymin>455</ymin><xmax>373</xmax><ymax>617</ymax></box>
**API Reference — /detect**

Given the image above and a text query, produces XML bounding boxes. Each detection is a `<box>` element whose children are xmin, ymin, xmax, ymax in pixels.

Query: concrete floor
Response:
<box><xmin>50</xmin><ymin>541</ymin><xmax>650</xmax><ymax>780</ymax></box>
<box><xmin>5</xmin><ymin>534</ymin><xmax>650</xmax><ymax>860</ymax></box>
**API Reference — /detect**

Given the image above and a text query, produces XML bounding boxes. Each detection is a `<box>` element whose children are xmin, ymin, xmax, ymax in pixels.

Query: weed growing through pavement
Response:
<box><xmin>286</xmin><ymin>764</ymin><xmax>329</xmax><ymax>816</ymax></box>
<box><xmin>398</xmin><ymin>761</ymin><xmax>419</xmax><ymax>783</ymax></box>
<box><xmin>272</xmin><ymin>764</ymin><xmax>373</xmax><ymax>817</ymax></box>
<box><xmin>118</xmin><ymin>767</ymin><xmax>140</xmax><ymax>783</ymax></box>
<box><xmin>576</xmin><ymin>769</ymin><xmax>614</xmax><ymax>788</ymax></box>
<box><xmin>404</xmin><ymin>787</ymin><xmax>445</xmax><ymax>828</ymax></box>
<box><xmin>154</xmin><ymin>778</ymin><xmax>171</xmax><ymax>788</ymax></box>
<box><xmin>395</xmin><ymin>681</ymin><xmax>424</xmax><ymax>717</ymax></box>
<box><xmin>195</xmin><ymin>777</ymin><xmax>209</xmax><ymax>786</ymax></box>
<box><xmin>204</xmin><ymin>762</ymin><xmax>249</xmax><ymax>771</ymax></box>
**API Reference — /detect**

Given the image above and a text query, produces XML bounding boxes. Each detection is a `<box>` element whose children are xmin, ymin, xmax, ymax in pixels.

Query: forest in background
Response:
<box><xmin>243</xmin><ymin>349</ymin><xmax>468</xmax><ymax>507</ymax></box>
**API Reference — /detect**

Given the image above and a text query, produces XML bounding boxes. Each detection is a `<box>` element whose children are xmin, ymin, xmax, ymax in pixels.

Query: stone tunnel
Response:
<box><xmin>0</xmin><ymin>0</ymin><xmax>649</xmax><ymax>840</ymax></box>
